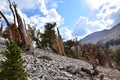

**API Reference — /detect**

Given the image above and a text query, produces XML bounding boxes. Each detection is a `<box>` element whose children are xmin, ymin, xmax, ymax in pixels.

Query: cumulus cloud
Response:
<box><xmin>38</xmin><ymin>0</ymin><xmax>63</xmax><ymax>26</ymax></box>
<box><xmin>72</xmin><ymin>17</ymin><xmax>88</xmax><ymax>36</ymax></box>
<box><xmin>27</xmin><ymin>1</ymin><xmax>64</xmax><ymax>32</ymax></box>
<box><xmin>97</xmin><ymin>0</ymin><xmax>120</xmax><ymax>27</ymax></box>
<box><xmin>72</xmin><ymin>17</ymin><xmax>105</xmax><ymax>38</ymax></box>
<box><xmin>27</xmin><ymin>0</ymin><xmax>64</xmax><ymax>31</ymax></box>
<box><xmin>38</xmin><ymin>0</ymin><xmax>48</xmax><ymax>15</ymax></box>
<box><xmin>59</xmin><ymin>27</ymin><xmax>73</xmax><ymax>40</ymax></box>
<box><xmin>12</xmin><ymin>0</ymin><xmax>38</xmax><ymax>10</ymax></box>
<box><xmin>86</xmin><ymin>0</ymin><xmax>114</xmax><ymax>10</ymax></box>
<box><xmin>0</xmin><ymin>0</ymin><xmax>8</xmax><ymax>12</ymax></box>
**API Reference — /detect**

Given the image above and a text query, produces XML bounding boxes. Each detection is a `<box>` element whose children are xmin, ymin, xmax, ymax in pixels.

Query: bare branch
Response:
<box><xmin>0</xmin><ymin>11</ymin><xmax>9</xmax><ymax>26</ymax></box>
<box><xmin>13</xmin><ymin>2</ymin><xmax>20</xmax><ymax>25</ymax></box>
<box><xmin>8</xmin><ymin>0</ymin><xmax>16</xmax><ymax>25</ymax></box>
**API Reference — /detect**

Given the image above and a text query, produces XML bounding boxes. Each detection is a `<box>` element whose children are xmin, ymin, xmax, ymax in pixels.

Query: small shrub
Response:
<box><xmin>0</xmin><ymin>40</ymin><xmax>27</xmax><ymax>80</ymax></box>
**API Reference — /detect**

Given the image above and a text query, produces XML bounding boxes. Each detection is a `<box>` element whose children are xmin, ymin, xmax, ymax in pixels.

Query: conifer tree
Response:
<box><xmin>41</xmin><ymin>22</ymin><xmax>56</xmax><ymax>49</ymax></box>
<box><xmin>0</xmin><ymin>40</ymin><xmax>27</xmax><ymax>80</ymax></box>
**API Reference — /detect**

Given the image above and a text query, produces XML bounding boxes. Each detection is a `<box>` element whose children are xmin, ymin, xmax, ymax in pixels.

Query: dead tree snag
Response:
<box><xmin>51</xmin><ymin>28</ymin><xmax>65</xmax><ymax>56</ymax></box>
<box><xmin>0</xmin><ymin>0</ymin><xmax>34</xmax><ymax>51</ymax></box>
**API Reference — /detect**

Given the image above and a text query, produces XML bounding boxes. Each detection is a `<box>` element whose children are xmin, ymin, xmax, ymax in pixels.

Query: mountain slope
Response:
<box><xmin>82</xmin><ymin>30</ymin><xmax>108</xmax><ymax>43</ymax></box>
<box><xmin>102</xmin><ymin>23</ymin><xmax>120</xmax><ymax>43</ymax></box>
<box><xmin>82</xmin><ymin>23</ymin><xmax>120</xmax><ymax>44</ymax></box>
<box><xmin>0</xmin><ymin>37</ymin><xmax>120</xmax><ymax>80</ymax></box>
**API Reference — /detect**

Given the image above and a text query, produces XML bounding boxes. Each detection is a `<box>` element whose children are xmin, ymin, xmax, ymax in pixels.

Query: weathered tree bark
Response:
<box><xmin>23</xmin><ymin>19</ymin><xmax>34</xmax><ymax>51</ymax></box>
<box><xmin>51</xmin><ymin>28</ymin><xmax>65</xmax><ymax>56</ymax></box>
<box><xmin>13</xmin><ymin>3</ymin><xmax>34</xmax><ymax>51</ymax></box>
<box><xmin>9</xmin><ymin>23</ymin><xmax>22</xmax><ymax>44</ymax></box>
<box><xmin>51</xmin><ymin>39</ymin><xmax>59</xmax><ymax>52</ymax></box>
<box><xmin>13</xmin><ymin>4</ymin><xmax>26</xmax><ymax>44</ymax></box>
<box><xmin>7</xmin><ymin>0</ymin><xmax>22</xmax><ymax>43</ymax></box>
<box><xmin>57</xmin><ymin>28</ymin><xmax>65</xmax><ymax>56</ymax></box>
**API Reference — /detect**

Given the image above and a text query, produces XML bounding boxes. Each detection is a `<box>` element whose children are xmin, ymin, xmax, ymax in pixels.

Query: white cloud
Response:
<box><xmin>29</xmin><ymin>0</ymin><xmax>64</xmax><ymax>30</ymax></box>
<box><xmin>46</xmin><ymin>9</ymin><xmax>64</xmax><ymax>26</ymax></box>
<box><xmin>72</xmin><ymin>16</ymin><xmax>105</xmax><ymax>38</ymax></box>
<box><xmin>45</xmin><ymin>0</ymin><xmax>64</xmax><ymax>9</ymax></box>
<box><xmin>29</xmin><ymin>9</ymin><xmax>64</xmax><ymax>32</ymax></box>
<box><xmin>38</xmin><ymin>0</ymin><xmax>48</xmax><ymax>15</ymax></box>
<box><xmin>4</xmin><ymin>13</ymin><xmax>13</xmax><ymax>23</ymax></box>
<box><xmin>0</xmin><ymin>0</ymin><xmax>8</xmax><ymax>12</ymax></box>
<box><xmin>12</xmin><ymin>0</ymin><xmax>38</xmax><ymax>10</ymax></box>
<box><xmin>97</xmin><ymin>0</ymin><xmax>120</xmax><ymax>27</ymax></box>
<box><xmin>59</xmin><ymin>27</ymin><xmax>73</xmax><ymax>40</ymax></box>
<box><xmin>51</xmin><ymin>3</ymin><xmax>58</xmax><ymax>8</ymax></box>
<box><xmin>86</xmin><ymin>0</ymin><xmax>117</xmax><ymax>10</ymax></box>
<box><xmin>16</xmin><ymin>9</ymin><xmax>31</xmax><ymax>24</ymax></box>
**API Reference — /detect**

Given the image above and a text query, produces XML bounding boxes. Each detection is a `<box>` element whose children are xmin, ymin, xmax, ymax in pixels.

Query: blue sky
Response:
<box><xmin>0</xmin><ymin>0</ymin><xmax>120</xmax><ymax>40</ymax></box>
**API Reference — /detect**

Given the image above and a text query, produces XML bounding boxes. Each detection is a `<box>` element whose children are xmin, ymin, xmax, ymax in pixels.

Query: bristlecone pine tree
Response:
<box><xmin>41</xmin><ymin>22</ymin><xmax>56</xmax><ymax>49</ymax></box>
<box><xmin>0</xmin><ymin>40</ymin><xmax>27</xmax><ymax>80</ymax></box>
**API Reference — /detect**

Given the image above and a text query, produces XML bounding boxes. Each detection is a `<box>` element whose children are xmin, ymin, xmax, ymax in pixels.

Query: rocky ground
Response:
<box><xmin>22</xmin><ymin>49</ymin><xmax>120</xmax><ymax>80</ymax></box>
<box><xmin>0</xmin><ymin>37</ymin><xmax>120</xmax><ymax>80</ymax></box>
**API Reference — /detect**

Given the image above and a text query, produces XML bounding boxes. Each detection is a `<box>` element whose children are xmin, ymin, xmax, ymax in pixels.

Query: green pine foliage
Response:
<box><xmin>41</xmin><ymin>22</ymin><xmax>57</xmax><ymax>49</ymax></box>
<box><xmin>0</xmin><ymin>40</ymin><xmax>27</xmax><ymax>80</ymax></box>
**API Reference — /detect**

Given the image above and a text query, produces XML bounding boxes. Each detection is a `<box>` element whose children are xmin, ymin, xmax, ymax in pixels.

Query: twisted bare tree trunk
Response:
<box><xmin>13</xmin><ymin>3</ymin><xmax>34</xmax><ymax>51</ymax></box>
<box><xmin>0</xmin><ymin>0</ymin><xmax>34</xmax><ymax>51</ymax></box>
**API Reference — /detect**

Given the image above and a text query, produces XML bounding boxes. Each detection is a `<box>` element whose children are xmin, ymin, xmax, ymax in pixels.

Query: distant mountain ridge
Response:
<box><xmin>81</xmin><ymin>30</ymin><xmax>108</xmax><ymax>43</ymax></box>
<box><xmin>81</xmin><ymin>23</ymin><xmax>120</xmax><ymax>44</ymax></box>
